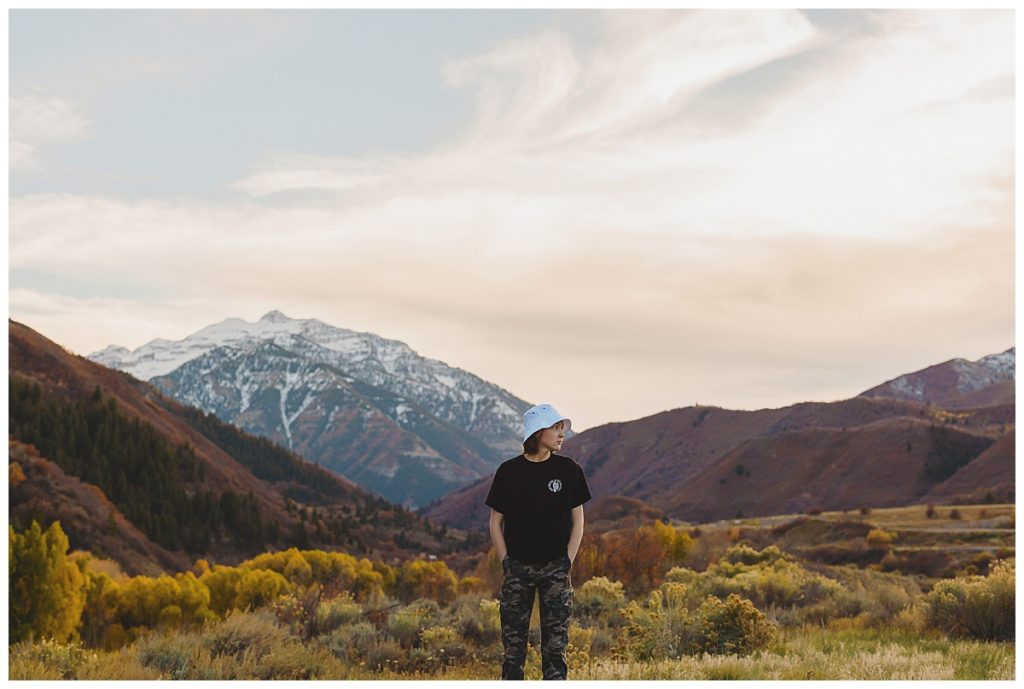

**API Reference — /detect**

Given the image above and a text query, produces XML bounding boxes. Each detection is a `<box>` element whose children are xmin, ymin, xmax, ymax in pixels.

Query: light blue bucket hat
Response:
<box><xmin>522</xmin><ymin>404</ymin><xmax>571</xmax><ymax>442</ymax></box>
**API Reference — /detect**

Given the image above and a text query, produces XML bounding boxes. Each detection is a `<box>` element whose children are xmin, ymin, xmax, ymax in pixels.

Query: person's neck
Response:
<box><xmin>523</xmin><ymin>449</ymin><xmax>553</xmax><ymax>462</ymax></box>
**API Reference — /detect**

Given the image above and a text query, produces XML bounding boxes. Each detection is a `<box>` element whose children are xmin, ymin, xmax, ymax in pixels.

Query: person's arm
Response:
<box><xmin>567</xmin><ymin>505</ymin><xmax>584</xmax><ymax>563</ymax></box>
<box><xmin>489</xmin><ymin>508</ymin><xmax>508</xmax><ymax>560</ymax></box>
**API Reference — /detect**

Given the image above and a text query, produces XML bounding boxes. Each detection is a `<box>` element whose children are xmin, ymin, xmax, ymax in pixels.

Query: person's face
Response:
<box><xmin>538</xmin><ymin>420</ymin><xmax>566</xmax><ymax>453</ymax></box>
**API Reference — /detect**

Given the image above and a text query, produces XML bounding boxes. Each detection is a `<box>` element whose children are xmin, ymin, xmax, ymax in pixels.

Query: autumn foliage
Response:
<box><xmin>9</xmin><ymin>519</ymin><xmax>474</xmax><ymax>649</ymax></box>
<box><xmin>584</xmin><ymin>520</ymin><xmax>693</xmax><ymax>594</ymax></box>
<box><xmin>9</xmin><ymin>521</ymin><xmax>86</xmax><ymax>643</ymax></box>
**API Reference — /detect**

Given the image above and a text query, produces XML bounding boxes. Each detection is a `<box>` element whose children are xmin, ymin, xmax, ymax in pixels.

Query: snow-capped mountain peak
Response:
<box><xmin>859</xmin><ymin>346</ymin><xmax>1014</xmax><ymax>407</ymax></box>
<box><xmin>976</xmin><ymin>347</ymin><xmax>1015</xmax><ymax>379</ymax></box>
<box><xmin>86</xmin><ymin>312</ymin><xmax>532</xmax><ymax>503</ymax></box>
<box><xmin>90</xmin><ymin>311</ymin><xmax>379</xmax><ymax>380</ymax></box>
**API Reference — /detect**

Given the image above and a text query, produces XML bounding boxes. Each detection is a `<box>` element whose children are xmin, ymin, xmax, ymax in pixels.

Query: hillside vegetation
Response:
<box><xmin>9</xmin><ymin>501</ymin><xmax>1014</xmax><ymax>680</ymax></box>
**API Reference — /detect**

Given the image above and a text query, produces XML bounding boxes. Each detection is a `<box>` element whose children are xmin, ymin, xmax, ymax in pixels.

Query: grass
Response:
<box><xmin>10</xmin><ymin>623</ymin><xmax>1013</xmax><ymax>680</ymax></box>
<box><xmin>698</xmin><ymin>503</ymin><xmax>1014</xmax><ymax>579</ymax></box>
<box><xmin>568</xmin><ymin>626</ymin><xmax>1014</xmax><ymax>681</ymax></box>
<box><xmin>842</xmin><ymin>504</ymin><xmax>1014</xmax><ymax>530</ymax></box>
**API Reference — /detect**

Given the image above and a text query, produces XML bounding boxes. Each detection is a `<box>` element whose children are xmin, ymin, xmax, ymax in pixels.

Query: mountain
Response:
<box><xmin>858</xmin><ymin>347</ymin><xmax>1015</xmax><ymax>409</ymax></box>
<box><xmin>424</xmin><ymin>349</ymin><xmax>1014</xmax><ymax>528</ymax></box>
<box><xmin>665</xmin><ymin>416</ymin><xmax>997</xmax><ymax>522</ymax></box>
<box><xmin>88</xmin><ymin>310</ymin><xmax>534</xmax><ymax>508</ymax></box>
<box><xmin>921</xmin><ymin>429</ymin><xmax>1015</xmax><ymax>504</ymax></box>
<box><xmin>9</xmin><ymin>319</ymin><xmax>464</xmax><ymax>575</ymax></box>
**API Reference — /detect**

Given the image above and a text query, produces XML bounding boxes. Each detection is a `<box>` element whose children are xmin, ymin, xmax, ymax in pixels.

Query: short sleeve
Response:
<box><xmin>484</xmin><ymin>466</ymin><xmax>509</xmax><ymax>514</ymax></box>
<box><xmin>571</xmin><ymin>462</ymin><xmax>592</xmax><ymax>508</ymax></box>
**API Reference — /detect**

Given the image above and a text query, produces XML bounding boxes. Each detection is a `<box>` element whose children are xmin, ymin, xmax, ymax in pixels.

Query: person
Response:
<box><xmin>485</xmin><ymin>403</ymin><xmax>592</xmax><ymax>680</ymax></box>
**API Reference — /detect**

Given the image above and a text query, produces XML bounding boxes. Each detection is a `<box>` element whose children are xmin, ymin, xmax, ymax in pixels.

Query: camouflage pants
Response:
<box><xmin>499</xmin><ymin>554</ymin><xmax>574</xmax><ymax>680</ymax></box>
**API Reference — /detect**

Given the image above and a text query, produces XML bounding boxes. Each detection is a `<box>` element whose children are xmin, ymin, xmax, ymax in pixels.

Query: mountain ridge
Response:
<box><xmin>87</xmin><ymin>310</ymin><xmax>535</xmax><ymax>507</ymax></box>
<box><xmin>424</xmin><ymin>347</ymin><xmax>1014</xmax><ymax>529</ymax></box>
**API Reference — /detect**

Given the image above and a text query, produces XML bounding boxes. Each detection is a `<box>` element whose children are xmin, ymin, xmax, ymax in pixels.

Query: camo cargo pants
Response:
<box><xmin>499</xmin><ymin>554</ymin><xmax>574</xmax><ymax>680</ymax></box>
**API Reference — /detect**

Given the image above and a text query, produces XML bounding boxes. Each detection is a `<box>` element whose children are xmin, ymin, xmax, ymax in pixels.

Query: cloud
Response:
<box><xmin>9</xmin><ymin>9</ymin><xmax>1014</xmax><ymax>429</ymax></box>
<box><xmin>10</xmin><ymin>94</ymin><xmax>90</xmax><ymax>170</ymax></box>
<box><xmin>443</xmin><ymin>10</ymin><xmax>820</xmax><ymax>148</ymax></box>
<box><xmin>232</xmin><ymin>9</ymin><xmax>1011</xmax><ymax>242</ymax></box>
<box><xmin>8</xmin><ymin>192</ymin><xmax>1012</xmax><ymax>429</ymax></box>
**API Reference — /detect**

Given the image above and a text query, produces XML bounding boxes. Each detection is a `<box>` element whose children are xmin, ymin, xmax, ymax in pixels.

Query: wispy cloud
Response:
<box><xmin>442</xmin><ymin>10</ymin><xmax>819</xmax><ymax>148</ymax></box>
<box><xmin>231</xmin><ymin>9</ymin><xmax>1011</xmax><ymax>242</ymax></box>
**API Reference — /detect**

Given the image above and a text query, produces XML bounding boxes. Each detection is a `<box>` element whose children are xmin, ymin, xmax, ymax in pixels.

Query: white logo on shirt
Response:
<box><xmin>548</xmin><ymin>479</ymin><xmax>562</xmax><ymax>493</ymax></box>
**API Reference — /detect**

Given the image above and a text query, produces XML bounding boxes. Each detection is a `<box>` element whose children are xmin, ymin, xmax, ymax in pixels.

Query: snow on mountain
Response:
<box><xmin>859</xmin><ymin>346</ymin><xmax>1015</xmax><ymax>408</ymax></box>
<box><xmin>93</xmin><ymin>311</ymin><xmax>325</xmax><ymax>380</ymax></box>
<box><xmin>975</xmin><ymin>348</ymin><xmax>1015</xmax><ymax>380</ymax></box>
<box><xmin>87</xmin><ymin>311</ymin><xmax>535</xmax><ymax>507</ymax></box>
<box><xmin>89</xmin><ymin>310</ymin><xmax>526</xmax><ymax>437</ymax></box>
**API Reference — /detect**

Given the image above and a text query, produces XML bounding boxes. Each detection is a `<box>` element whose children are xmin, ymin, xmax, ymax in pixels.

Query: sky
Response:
<box><xmin>8</xmin><ymin>9</ymin><xmax>1016</xmax><ymax>432</ymax></box>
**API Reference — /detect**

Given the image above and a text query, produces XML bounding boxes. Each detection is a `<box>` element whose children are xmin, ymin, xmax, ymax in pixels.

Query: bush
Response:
<box><xmin>406</xmin><ymin>597</ymin><xmax>443</xmax><ymax>623</ymax></box>
<box><xmin>567</xmin><ymin>623</ymin><xmax>594</xmax><ymax>667</ymax></box>
<box><xmin>618</xmin><ymin>587</ymin><xmax>775</xmax><ymax>660</ymax></box>
<box><xmin>666</xmin><ymin>544</ymin><xmax>844</xmax><ymax>612</ymax></box>
<box><xmin>419</xmin><ymin>624</ymin><xmax>458</xmax><ymax>648</ymax></box>
<box><xmin>136</xmin><ymin>632</ymin><xmax>199</xmax><ymax>680</ymax></box>
<box><xmin>811</xmin><ymin>578</ymin><xmax>913</xmax><ymax>628</ymax></box>
<box><xmin>8</xmin><ymin>638</ymin><xmax>97</xmax><ymax>680</ymax></box>
<box><xmin>695</xmin><ymin>593</ymin><xmax>776</xmax><ymax>655</ymax></box>
<box><xmin>618</xmin><ymin>588</ymin><xmax>688</xmax><ymax>660</ymax></box>
<box><xmin>419</xmin><ymin>625</ymin><xmax>470</xmax><ymax>666</ymax></box>
<box><xmin>394</xmin><ymin>559</ymin><xmax>459</xmax><ymax>605</ymax></box>
<box><xmin>890</xmin><ymin>603</ymin><xmax>927</xmax><ymax>633</ymax></box>
<box><xmin>723</xmin><ymin>544</ymin><xmax>784</xmax><ymax>566</ymax></box>
<box><xmin>457</xmin><ymin>576</ymin><xmax>488</xmax><ymax>595</ymax></box>
<box><xmin>366</xmin><ymin>638</ymin><xmax>404</xmax><ymax>672</ymax></box>
<box><xmin>324</xmin><ymin>621</ymin><xmax>378</xmax><ymax>663</ymax></box>
<box><xmin>870</xmin><ymin>580</ymin><xmax>913</xmax><ymax>620</ymax></box>
<box><xmin>924</xmin><ymin>559</ymin><xmax>1014</xmax><ymax>640</ymax></box>
<box><xmin>270</xmin><ymin>584</ymin><xmax>322</xmax><ymax>639</ymax></box>
<box><xmin>315</xmin><ymin>592</ymin><xmax>363</xmax><ymax>635</ymax></box>
<box><xmin>575</xmin><ymin>576</ymin><xmax>626</xmax><ymax>618</ymax></box>
<box><xmin>866</xmin><ymin>529</ymin><xmax>895</xmax><ymax>546</ymax></box>
<box><xmin>202</xmin><ymin>610</ymin><xmax>289</xmax><ymax>660</ymax></box>
<box><xmin>387</xmin><ymin>599</ymin><xmax>440</xmax><ymax>649</ymax></box>
<box><xmin>831</xmin><ymin>586</ymin><xmax>869</xmax><ymax>618</ymax></box>
<box><xmin>255</xmin><ymin>642</ymin><xmax>343</xmax><ymax>680</ymax></box>
<box><xmin>452</xmin><ymin>596</ymin><xmax>501</xmax><ymax>647</ymax></box>
<box><xmin>78</xmin><ymin>650</ymin><xmax>162</xmax><ymax>680</ymax></box>
<box><xmin>9</xmin><ymin>655</ymin><xmax>63</xmax><ymax>680</ymax></box>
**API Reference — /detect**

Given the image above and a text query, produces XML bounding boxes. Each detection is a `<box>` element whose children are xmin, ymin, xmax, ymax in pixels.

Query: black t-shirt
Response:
<box><xmin>484</xmin><ymin>453</ymin><xmax>592</xmax><ymax>565</ymax></box>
